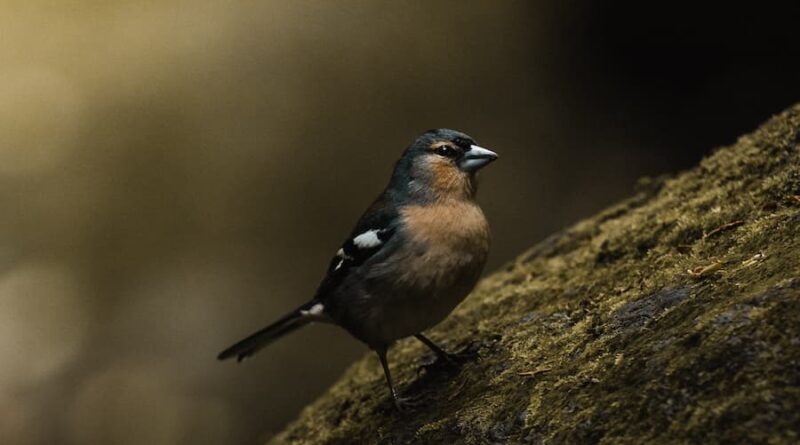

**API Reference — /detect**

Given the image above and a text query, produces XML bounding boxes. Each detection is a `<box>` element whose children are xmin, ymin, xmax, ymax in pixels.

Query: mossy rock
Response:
<box><xmin>269</xmin><ymin>105</ymin><xmax>800</xmax><ymax>445</ymax></box>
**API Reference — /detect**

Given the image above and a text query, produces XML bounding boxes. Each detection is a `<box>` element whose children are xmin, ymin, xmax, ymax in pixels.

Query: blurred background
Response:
<box><xmin>1</xmin><ymin>1</ymin><xmax>798</xmax><ymax>444</ymax></box>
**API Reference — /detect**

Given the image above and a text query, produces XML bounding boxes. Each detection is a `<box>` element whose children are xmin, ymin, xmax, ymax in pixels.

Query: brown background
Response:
<box><xmin>1</xmin><ymin>2</ymin><xmax>798</xmax><ymax>444</ymax></box>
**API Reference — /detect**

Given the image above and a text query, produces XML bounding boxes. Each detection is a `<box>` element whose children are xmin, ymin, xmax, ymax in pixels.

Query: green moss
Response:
<box><xmin>269</xmin><ymin>105</ymin><xmax>800</xmax><ymax>445</ymax></box>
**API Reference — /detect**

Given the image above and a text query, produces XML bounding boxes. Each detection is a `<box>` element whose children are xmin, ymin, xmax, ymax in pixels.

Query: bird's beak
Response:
<box><xmin>459</xmin><ymin>145</ymin><xmax>498</xmax><ymax>172</ymax></box>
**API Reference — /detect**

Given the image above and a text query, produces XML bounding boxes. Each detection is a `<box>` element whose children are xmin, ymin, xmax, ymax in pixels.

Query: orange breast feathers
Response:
<box><xmin>400</xmin><ymin>201</ymin><xmax>490</xmax><ymax>258</ymax></box>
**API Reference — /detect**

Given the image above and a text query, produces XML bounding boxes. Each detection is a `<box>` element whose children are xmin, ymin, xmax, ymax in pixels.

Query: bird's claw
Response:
<box><xmin>420</xmin><ymin>348</ymin><xmax>479</xmax><ymax>374</ymax></box>
<box><xmin>392</xmin><ymin>393</ymin><xmax>424</xmax><ymax>413</ymax></box>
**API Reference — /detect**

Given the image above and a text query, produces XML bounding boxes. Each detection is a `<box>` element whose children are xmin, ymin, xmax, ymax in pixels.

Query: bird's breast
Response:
<box><xmin>395</xmin><ymin>200</ymin><xmax>490</xmax><ymax>292</ymax></box>
<box><xmin>350</xmin><ymin>200</ymin><xmax>490</xmax><ymax>343</ymax></box>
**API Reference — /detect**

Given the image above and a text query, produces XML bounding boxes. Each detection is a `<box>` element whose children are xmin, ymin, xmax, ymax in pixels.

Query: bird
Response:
<box><xmin>217</xmin><ymin>129</ymin><xmax>498</xmax><ymax>410</ymax></box>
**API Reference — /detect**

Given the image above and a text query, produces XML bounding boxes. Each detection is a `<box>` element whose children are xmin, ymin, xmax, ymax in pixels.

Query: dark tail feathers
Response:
<box><xmin>217</xmin><ymin>300</ymin><xmax>324</xmax><ymax>362</ymax></box>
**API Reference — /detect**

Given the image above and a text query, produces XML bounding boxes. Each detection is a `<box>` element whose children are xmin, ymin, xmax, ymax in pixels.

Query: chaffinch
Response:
<box><xmin>218</xmin><ymin>129</ymin><xmax>498</xmax><ymax>410</ymax></box>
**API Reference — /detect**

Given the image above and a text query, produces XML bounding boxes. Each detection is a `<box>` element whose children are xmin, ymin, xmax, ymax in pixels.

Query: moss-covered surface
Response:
<box><xmin>269</xmin><ymin>105</ymin><xmax>800</xmax><ymax>445</ymax></box>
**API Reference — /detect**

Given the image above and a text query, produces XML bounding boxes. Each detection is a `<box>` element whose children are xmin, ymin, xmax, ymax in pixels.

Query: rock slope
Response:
<box><xmin>269</xmin><ymin>104</ymin><xmax>800</xmax><ymax>445</ymax></box>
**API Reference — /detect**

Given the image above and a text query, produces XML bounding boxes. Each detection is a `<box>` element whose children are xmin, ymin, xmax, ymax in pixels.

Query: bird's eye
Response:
<box><xmin>435</xmin><ymin>145</ymin><xmax>459</xmax><ymax>158</ymax></box>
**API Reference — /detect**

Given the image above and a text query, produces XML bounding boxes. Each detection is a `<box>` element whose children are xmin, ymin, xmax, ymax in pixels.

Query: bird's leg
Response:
<box><xmin>415</xmin><ymin>334</ymin><xmax>457</xmax><ymax>367</ymax></box>
<box><xmin>376</xmin><ymin>348</ymin><xmax>419</xmax><ymax>412</ymax></box>
<box><xmin>376</xmin><ymin>348</ymin><xmax>400</xmax><ymax>408</ymax></box>
<box><xmin>415</xmin><ymin>334</ymin><xmax>475</xmax><ymax>369</ymax></box>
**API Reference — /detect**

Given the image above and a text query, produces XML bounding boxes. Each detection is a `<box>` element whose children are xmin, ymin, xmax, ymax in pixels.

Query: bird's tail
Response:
<box><xmin>217</xmin><ymin>300</ymin><xmax>326</xmax><ymax>362</ymax></box>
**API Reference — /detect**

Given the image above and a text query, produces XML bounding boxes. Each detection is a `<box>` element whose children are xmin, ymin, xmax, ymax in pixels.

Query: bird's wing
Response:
<box><xmin>313</xmin><ymin>193</ymin><xmax>399</xmax><ymax>299</ymax></box>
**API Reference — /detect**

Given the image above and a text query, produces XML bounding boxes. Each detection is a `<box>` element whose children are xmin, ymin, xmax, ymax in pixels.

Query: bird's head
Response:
<box><xmin>390</xmin><ymin>129</ymin><xmax>498</xmax><ymax>202</ymax></box>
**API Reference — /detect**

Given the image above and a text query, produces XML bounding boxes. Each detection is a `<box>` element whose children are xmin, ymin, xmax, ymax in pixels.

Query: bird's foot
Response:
<box><xmin>393</xmin><ymin>394</ymin><xmax>424</xmax><ymax>413</ymax></box>
<box><xmin>385</xmin><ymin>390</ymin><xmax>425</xmax><ymax>413</ymax></box>
<box><xmin>421</xmin><ymin>348</ymin><xmax>479</xmax><ymax>374</ymax></box>
<box><xmin>443</xmin><ymin>348</ymin><xmax>480</xmax><ymax>366</ymax></box>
